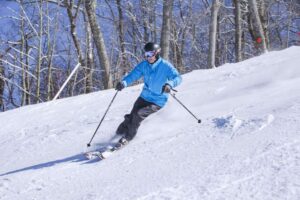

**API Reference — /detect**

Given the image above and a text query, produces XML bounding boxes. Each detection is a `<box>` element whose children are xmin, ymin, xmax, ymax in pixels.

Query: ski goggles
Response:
<box><xmin>144</xmin><ymin>51</ymin><xmax>156</xmax><ymax>58</ymax></box>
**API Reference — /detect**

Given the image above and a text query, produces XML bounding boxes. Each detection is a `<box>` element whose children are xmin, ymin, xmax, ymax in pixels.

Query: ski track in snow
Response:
<box><xmin>211</xmin><ymin>113</ymin><xmax>275</xmax><ymax>139</ymax></box>
<box><xmin>201</xmin><ymin>140</ymin><xmax>300</xmax><ymax>200</ymax></box>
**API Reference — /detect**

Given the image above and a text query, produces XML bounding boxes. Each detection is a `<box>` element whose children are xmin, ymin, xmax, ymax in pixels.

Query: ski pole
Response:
<box><xmin>87</xmin><ymin>90</ymin><xmax>119</xmax><ymax>147</ymax></box>
<box><xmin>170</xmin><ymin>90</ymin><xmax>201</xmax><ymax>123</ymax></box>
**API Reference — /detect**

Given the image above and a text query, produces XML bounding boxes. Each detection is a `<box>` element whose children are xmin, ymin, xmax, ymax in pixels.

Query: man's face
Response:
<box><xmin>145</xmin><ymin>51</ymin><xmax>157</xmax><ymax>64</ymax></box>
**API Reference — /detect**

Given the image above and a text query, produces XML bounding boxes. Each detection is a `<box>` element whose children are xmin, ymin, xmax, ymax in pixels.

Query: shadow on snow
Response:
<box><xmin>0</xmin><ymin>153</ymin><xmax>100</xmax><ymax>177</ymax></box>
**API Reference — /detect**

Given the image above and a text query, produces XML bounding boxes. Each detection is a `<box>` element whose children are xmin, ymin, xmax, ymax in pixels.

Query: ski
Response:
<box><xmin>84</xmin><ymin>140</ymin><xmax>128</xmax><ymax>161</ymax></box>
<box><xmin>84</xmin><ymin>147</ymin><xmax>114</xmax><ymax>160</ymax></box>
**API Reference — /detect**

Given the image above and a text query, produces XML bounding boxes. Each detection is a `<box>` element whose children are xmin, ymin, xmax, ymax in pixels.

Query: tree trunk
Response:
<box><xmin>25</xmin><ymin>40</ymin><xmax>31</xmax><ymax>105</ymax></box>
<box><xmin>208</xmin><ymin>0</ymin><xmax>220</xmax><ymax>68</ymax></box>
<box><xmin>248</xmin><ymin>0</ymin><xmax>267</xmax><ymax>53</ymax></box>
<box><xmin>36</xmin><ymin>0</ymin><xmax>43</xmax><ymax>103</ymax></box>
<box><xmin>84</xmin><ymin>9</ymin><xmax>94</xmax><ymax>93</ymax></box>
<box><xmin>286</xmin><ymin>1</ymin><xmax>293</xmax><ymax>48</ymax></box>
<box><xmin>85</xmin><ymin>0</ymin><xmax>113</xmax><ymax>89</ymax></box>
<box><xmin>116</xmin><ymin>0</ymin><xmax>129</xmax><ymax>78</ymax></box>
<box><xmin>64</xmin><ymin>0</ymin><xmax>85</xmax><ymax>66</ymax></box>
<box><xmin>46</xmin><ymin>0</ymin><xmax>58</xmax><ymax>101</ymax></box>
<box><xmin>258</xmin><ymin>0</ymin><xmax>269</xmax><ymax>49</ymax></box>
<box><xmin>20</xmin><ymin>0</ymin><xmax>27</xmax><ymax>106</ymax></box>
<box><xmin>234</xmin><ymin>0</ymin><xmax>242</xmax><ymax>62</ymax></box>
<box><xmin>151</xmin><ymin>0</ymin><xmax>158</xmax><ymax>42</ymax></box>
<box><xmin>0</xmin><ymin>56</ymin><xmax>4</xmax><ymax>111</ymax></box>
<box><xmin>171</xmin><ymin>21</ymin><xmax>184</xmax><ymax>73</ymax></box>
<box><xmin>127</xmin><ymin>4</ymin><xmax>138</xmax><ymax>56</ymax></box>
<box><xmin>216</xmin><ymin>14</ymin><xmax>221</xmax><ymax>67</ymax></box>
<box><xmin>160</xmin><ymin>0</ymin><xmax>174</xmax><ymax>60</ymax></box>
<box><xmin>141</xmin><ymin>0</ymin><xmax>150</xmax><ymax>43</ymax></box>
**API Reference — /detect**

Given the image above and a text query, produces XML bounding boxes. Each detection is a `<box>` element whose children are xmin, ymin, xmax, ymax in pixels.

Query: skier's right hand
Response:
<box><xmin>162</xmin><ymin>83</ymin><xmax>172</xmax><ymax>93</ymax></box>
<box><xmin>115</xmin><ymin>81</ymin><xmax>125</xmax><ymax>91</ymax></box>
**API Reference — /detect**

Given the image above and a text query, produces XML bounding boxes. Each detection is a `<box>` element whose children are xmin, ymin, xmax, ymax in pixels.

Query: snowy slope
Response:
<box><xmin>0</xmin><ymin>47</ymin><xmax>300</xmax><ymax>200</ymax></box>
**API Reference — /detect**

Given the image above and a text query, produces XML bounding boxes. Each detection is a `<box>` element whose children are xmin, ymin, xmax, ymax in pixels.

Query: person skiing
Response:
<box><xmin>114</xmin><ymin>42</ymin><xmax>182</xmax><ymax>148</ymax></box>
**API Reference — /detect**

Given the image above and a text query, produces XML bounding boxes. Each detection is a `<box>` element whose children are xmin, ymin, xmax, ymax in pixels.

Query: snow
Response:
<box><xmin>0</xmin><ymin>46</ymin><xmax>300</xmax><ymax>200</ymax></box>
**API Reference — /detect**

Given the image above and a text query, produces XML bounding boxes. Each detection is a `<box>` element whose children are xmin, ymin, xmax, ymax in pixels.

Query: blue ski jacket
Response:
<box><xmin>122</xmin><ymin>58</ymin><xmax>182</xmax><ymax>107</ymax></box>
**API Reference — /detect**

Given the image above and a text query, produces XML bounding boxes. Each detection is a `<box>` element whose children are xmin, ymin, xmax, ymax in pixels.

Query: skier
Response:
<box><xmin>114</xmin><ymin>42</ymin><xmax>182</xmax><ymax>148</ymax></box>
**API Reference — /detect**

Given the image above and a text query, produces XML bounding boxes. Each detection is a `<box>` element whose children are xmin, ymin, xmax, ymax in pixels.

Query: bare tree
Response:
<box><xmin>140</xmin><ymin>0</ymin><xmax>150</xmax><ymax>42</ymax></box>
<box><xmin>19</xmin><ymin>0</ymin><xmax>27</xmax><ymax>105</ymax></box>
<box><xmin>64</xmin><ymin>0</ymin><xmax>85</xmax><ymax>66</ymax></box>
<box><xmin>258</xmin><ymin>0</ymin><xmax>269</xmax><ymax>48</ymax></box>
<box><xmin>85</xmin><ymin>0</ymin><xmax>113</xmax><ymax>89</ymax></box>
<box><xmin>248</xmin><ymin>0</ymin><xmax>267</xmax><ymax>53</ymax></box>
<box><xmin>83</xmin><ymin>10</ymin><xmax>94</xmax><ymax>94</ymax></box>
<box><xmin>126</xmin><ymin>2</ymin><xmax>145</xmax><ymax>57</ymax></box>
<box><xmin>46</xmin><ymin>0</ymin><xmax>59</xmax><ymax>100</ymax></box>
<box><xmin>208</xmin><ymin>0</ymin><xmax>220</xmax><ymax>68</ymax></box>
<box><xmin>234</xmin><ymin>0</ymin><xmax>242</xmax><ymax>62</ymax></box>
<box><xmin>160</xmin><ymin>0</ymin><xmax>174</xmax><ymax>60</ymax></box>
<box><xmin>170</xmin><ymin>0</ymin><xmax>193</xmax><ymax>73</ymax></box>
<box><xmin>35</xmin><ymin>0</ymin><xmax>44</xmax><ymax>103</ymax></box>
<box><xmin>0</xmin><ymin>56</ymin><xmax>4</xmax><ymax>111</ymax></box>
<box><xmin>116</xmin><ymin>0</ymin><xmax>129</xmax><ymax>78</ymax></box>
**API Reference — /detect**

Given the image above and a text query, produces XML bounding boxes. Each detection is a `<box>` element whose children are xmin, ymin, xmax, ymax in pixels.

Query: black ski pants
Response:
<box><xmin>116</xmin><ymin>97</ymin><xmax>161</xmax><ymax>141</ymax></box>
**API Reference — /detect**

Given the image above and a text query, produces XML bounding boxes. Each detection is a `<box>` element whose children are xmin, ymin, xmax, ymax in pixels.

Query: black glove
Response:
<box><xmin>162</xmin><ymin>83</ymin><xmax>172</xmax><ymax>93</ymax></box>
<box><xmin>115</xmin><ymin>81</ymin><xmax>125</xmax><ymax>91</ymax></box>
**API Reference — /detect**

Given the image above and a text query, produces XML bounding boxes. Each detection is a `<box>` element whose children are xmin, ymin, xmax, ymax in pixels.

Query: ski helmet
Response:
<box><xmin>144</xmin><ymin>42</ymin><xmax>161</xmax><ymax>52</ymax></box>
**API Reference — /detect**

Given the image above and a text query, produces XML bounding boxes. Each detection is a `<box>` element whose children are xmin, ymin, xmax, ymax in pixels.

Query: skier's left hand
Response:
<box><xmin>115</xmin><ymin>82</ymin><xmax>125</xmax><ymax>91</ymax></box>
<box><xmin>162</xmin><ymin>83</ymin><xmax>172</xmax><ymax>93</ymax></box>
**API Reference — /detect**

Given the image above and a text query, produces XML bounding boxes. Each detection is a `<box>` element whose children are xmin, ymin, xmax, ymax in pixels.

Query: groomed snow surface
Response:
<box><xmin>0</xmin><ymin>47</ymin><xmax>299</xmax><ymax>200</ymax></box>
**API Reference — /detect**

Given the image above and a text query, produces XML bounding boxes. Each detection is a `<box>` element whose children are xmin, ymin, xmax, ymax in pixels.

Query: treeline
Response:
<box><xmin>0</xmin><ymin>0</ymin><xmax>299</xmax><ymax>111</ymax></box>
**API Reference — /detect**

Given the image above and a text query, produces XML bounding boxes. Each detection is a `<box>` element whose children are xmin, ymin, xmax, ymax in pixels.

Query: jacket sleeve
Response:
<box><xmin>122</xmin><ymin>62</ymin><xmax>144</xmax><ymax>87</ymax></box>
<box><xmin>166</xmin><ymin>64</ymin><xmax>182</xmax><ymax>88</ymax></box>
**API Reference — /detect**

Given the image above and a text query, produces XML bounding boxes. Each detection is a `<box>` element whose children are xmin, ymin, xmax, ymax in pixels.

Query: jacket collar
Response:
<box><xmin>148</xmin><ymin>57</ymin><xmax>162</xmax><ymax>69</ymax></box>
